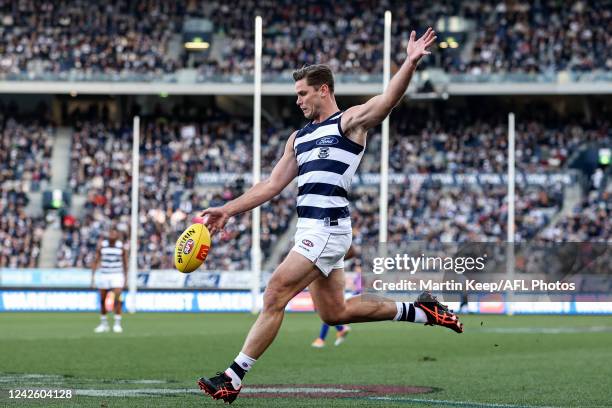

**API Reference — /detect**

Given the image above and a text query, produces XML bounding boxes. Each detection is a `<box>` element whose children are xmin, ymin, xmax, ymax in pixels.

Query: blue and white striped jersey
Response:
<box><xmin>99</xmin><ymin>240</ymin><xmax>124</xmax><ymax>274</ymax></box>
<box><xmin>293</xmin><ymin>111</ymin><xmax>364</xmax><ymax>233</ymax></box>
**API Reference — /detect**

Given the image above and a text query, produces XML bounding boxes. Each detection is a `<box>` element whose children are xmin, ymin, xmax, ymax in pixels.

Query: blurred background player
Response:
<box><xmin>311</xmin><ymin>244</ymin><xmax>360</xmax><ymax>348</ymax></box>
<box><xmin>311</xmin><ymin>324</ymin><xmax>350</xmax><ymax>348</ymax></box>
<box><xmin>458</xmin><ymin>291</ymin><xmax>469</xmax><ymax>314</ymax></box>
<box><xmin>91</xmin><ymin>230</ymin><xmax>128</xmax><ymax>333</ymax></box>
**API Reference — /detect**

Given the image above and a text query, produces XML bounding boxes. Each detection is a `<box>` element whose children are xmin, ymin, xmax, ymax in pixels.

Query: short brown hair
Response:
<box><xmin>292</xmin><ymin>64</ymin><xmax>335</xmax><ymax>93</ymax></box>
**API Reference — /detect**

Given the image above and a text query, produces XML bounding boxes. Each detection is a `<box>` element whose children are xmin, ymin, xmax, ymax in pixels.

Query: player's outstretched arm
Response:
<box><xmin>342</xmin><ymin>27</ymin><xmax>437</xmax><ymax>133</ymax></box>
<box><xmin>200</xmin><ymin>132</ymin><xmax>298</xmax><ymax>235</ymax></box>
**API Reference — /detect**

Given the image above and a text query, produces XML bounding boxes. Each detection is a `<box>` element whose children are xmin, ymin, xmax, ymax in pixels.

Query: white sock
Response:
<box><xmin>100</xmin><ymin>315</ymin><xmax>108</xmax><ymax>324</ymax></box>
<box><xmin>114</xmin><ymin>315</ymin><xmax>122</xmax><ymax>324</ymax></box>
<box><xmin>414</xmin><ymin>306</ymin><xmax>428</xmax><ymax>323</ymax></box>
<box><xmin>235</xmin><ymin>352</ymin><xmax>256</xmax><ymax>371</ymax></box>
<box><xmin>225</xmin><ymin>352</ymin><xmax>256</xmax><ymax>389</ymax></box>
<box><xmin>393</xmin><ymin>302</ymin><xmax>428</xmax><ymax>323</ymax></box>
<box><xmin>393</xmin><ymin>302</ymin><xmax>403</xmax><ymax>320</ymax></box>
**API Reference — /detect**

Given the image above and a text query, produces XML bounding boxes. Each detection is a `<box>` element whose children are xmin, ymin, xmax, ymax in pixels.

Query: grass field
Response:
<box><xmin>1</xmin><ymin>312</ymin><xmax>611</xmax><ymax>407</ymax></box>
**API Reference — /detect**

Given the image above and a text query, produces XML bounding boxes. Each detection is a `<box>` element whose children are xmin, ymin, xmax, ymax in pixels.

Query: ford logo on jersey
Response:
<box><xmin>316</xmin><ymin>137</ymin><xmax>339</xmax><ymax>146</ymax></box>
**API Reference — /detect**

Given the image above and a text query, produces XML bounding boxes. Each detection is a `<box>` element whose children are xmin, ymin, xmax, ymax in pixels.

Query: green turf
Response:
<box><xmin>1</xmin><ymin>313</ymin><xmax>611</xmax><ymax>407</ymax></box>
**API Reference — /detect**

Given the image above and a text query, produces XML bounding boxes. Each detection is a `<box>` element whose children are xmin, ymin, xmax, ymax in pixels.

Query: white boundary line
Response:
<box><xmin>368</xmin><ymin>396</ymin><xmax>558</xmax><ymax>408</ymax></box>
<box><xmin>72</xmin><ymin>389</ymin><xmax>560</xmax><ymax>407</ymax></box>
<box><xmin>474</xmin><ymin>326</ymin><xmax>612</xmax><ymax>334</ymax></box>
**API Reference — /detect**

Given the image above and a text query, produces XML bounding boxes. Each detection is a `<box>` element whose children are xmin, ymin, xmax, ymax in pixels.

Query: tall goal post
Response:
<box><xmin>127</xmin><ymin>116</ymin><xmax>140</xmax><ymax>314</ymax></box>
<box><xmin>379</xmin><ymin>10</ymin><xmax>392</xmax><ymax>245</ymax></box>
<box><xmin>251</xmin><ymin>16</ymin><xmax>263</xmax><ymax>314</ymax></box>
<box><xmin>506</xmin><ymin>113</ymin><xmax>516</xmax><ymax>314</ymax></box>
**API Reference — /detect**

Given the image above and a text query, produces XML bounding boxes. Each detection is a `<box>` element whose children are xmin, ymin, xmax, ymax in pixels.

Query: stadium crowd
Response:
<box><xmin>461</xmin><ymin>0</ymin><xmax>612</xmax><ymax>75</ymax></box>
<box><xmin>52</xmin><ymin>109</ymin><xmax>611</xmax><ymax>270</ymax></box>
<box><xmin>0</xmin><ymin>0</ymin><xmax>610</xmax><ymax>81</ymax></box>
<box><xmin>0</xmin><ymin>108</ymin><xmax>605</xmax><ymax>271</ymax></box>
<box><xmin>0</xmin><ymin>119</ymin><xmax>53</xmax><ymax>268</ymax></box>
<box><xmin>541</xmin><ymin>182</ymin><xmax>612</xmax><ymax>242</ymax></box>
<box><xmin>0</xmin><ymin>188</ymin><xmax>46</xmax><ymax>269</ymax></box>
<box><xmin>57</xmin><ymin>117</ymin><xmax>294</xmax><ymax>271</ymax></box>
<box><xmin>362</xmin><ymin>119</ymin><xmax>608</xmax><ymax>174</ymax></box>
<box><xmin>351</xmin><ymin>182</ymin><xmax>564</xmax><ymax>247</ymax></box>
<box><xmin>192</xmin><ymin>0</ymin><xmax>612</xmax><ymax>78</ymax></box>
<box><xmin>0</xmin><ymin>0</ymin><xmax>183</xmax><ymax>79</ymax></box>
<box><xmin>0</xmin><ymin>118</ymin><xmax>53</xmax><ymax>192</ymax></box>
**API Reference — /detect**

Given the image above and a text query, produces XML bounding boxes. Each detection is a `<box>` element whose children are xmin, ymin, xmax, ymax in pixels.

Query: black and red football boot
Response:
<box><xmin>414</xmin><ymin>291</ymin><xmax>464</xmax><ymax>333</ymax></box>
<box><xmin>197</xmin><ymin>372</ymin><xmax>241</xmax><ymax>404</ymax></box>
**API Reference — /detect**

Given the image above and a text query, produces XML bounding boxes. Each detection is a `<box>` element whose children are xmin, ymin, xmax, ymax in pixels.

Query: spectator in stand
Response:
<box><xmin>0</xmin><ymin>119</ymin><xmax>53</xmax><ymax>268</ymax></box>
<box><xmin>541</xmin><ymin>187</ymin><xmax>611</xmax><ymax>242</ymax></box>
<box><xmin>59</xmin><ymin>117</ymin><xmax>296</xmax><ymax>271</ymax></box>
<box><xmin>1</xmin><ymin>1</ymin><xmax>610</xmax><ymax>79</ymax></box>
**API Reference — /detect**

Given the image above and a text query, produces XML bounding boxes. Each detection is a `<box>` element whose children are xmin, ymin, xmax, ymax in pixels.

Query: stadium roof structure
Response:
<box><xmin>0</xmin><ymin>70</ymin><xmax>610</xmax><ymax>95</ymax></box>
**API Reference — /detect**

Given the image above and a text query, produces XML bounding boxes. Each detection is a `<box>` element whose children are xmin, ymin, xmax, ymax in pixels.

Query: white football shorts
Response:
<box><xmin>291</xmin><ymin>228</ymin><xmax>352</xmax><ymax>277</ymax></box>
<box><xmin>95</xmin><ymin>273</ymin><xmax>125</xmax><ymax>290</ymax></box>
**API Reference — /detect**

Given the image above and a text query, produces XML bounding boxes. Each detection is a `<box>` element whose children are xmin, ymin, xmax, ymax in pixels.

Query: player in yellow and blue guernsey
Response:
<box><xmin>196</xmin><ymin>27</ymin><xmax>462</xmax><ymax>404</ymax></box>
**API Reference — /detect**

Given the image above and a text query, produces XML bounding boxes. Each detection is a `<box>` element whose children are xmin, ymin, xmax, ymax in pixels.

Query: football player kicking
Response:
<box><xmin>197</xmin><ymin>27</ymin><xmax>462</xmax><ymax>404</ymax></box>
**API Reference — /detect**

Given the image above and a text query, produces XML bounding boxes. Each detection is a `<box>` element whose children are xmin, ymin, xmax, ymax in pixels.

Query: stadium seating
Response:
<box><xmin>0</xmin><ymin>111</ymin><xmax>606</xmax><ymax>270</ymax></box>
<box><xmin>351</xmin><ymin>182</ymin><xmax>564</xmax><ymax>246</ymax></box>
<box><xmin>0</xmin><ymin>119</ymin><xmax>53</xmax><ymax>192</ymax></box>
<box><xmin>196</xmin><ymin>0</ymin><xmax>612</xmax><ymax>77</ymax></box>
<box><xmin>49</xmin><ymin>112</ymin><xmax>612</xmax><ymax>269</ymax></box>
<box><xmin>189</xmin><ymin>0</ymin><xmax>612</xmax><ymax>78</ymax></box>
<box><xmin>0</xmin><ymin>119</ymin><xmax>53</xmax><ymax>268</ymax></box>
<box><xmin>58</xmin><ymin>119</ymin><xmax>295</xmax><ymax>270</ymax></box>
<box><xmin>362</xmin><ymin>120</ymin><xmax>607</xmax><ymax>174</ymax></box>
<box><xmin>541</xmin><ymin>184</ymin><xmax>612</xmax><ymax>242</ymax></box>
<box><xmin>0</xmin><ymin>1</ymin><xmax>182</xmax><ymax>80</ymax></box>
<box><xmin>0</xmin><ymin>0</ymin><xmax>609</xmax><ymax>80</ymax></box>
<box><xmin>460</xmin><ymin>0</ymin><xmax>612</xmax><ymax>74</ymax></box>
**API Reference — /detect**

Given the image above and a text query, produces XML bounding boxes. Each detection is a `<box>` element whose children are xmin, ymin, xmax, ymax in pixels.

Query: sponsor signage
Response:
<box><xmin>197</xmin><ymin>172</ymin><xmax>576</xmax><ymax>186</ymax></box>
<box><xmin>196</xmin><ymin>244</ymin><xmax>210</xmax><ymax>261</ymax></box>
<box><xmin>0</xmin><ymin>269</ymin><xmax>91</xmax><ymax>287</ymax></box>
<box><xmin>316</xmin><ymin>137</ymin><xmax>339</xmax><ymax>146</ymax></box>
<box><xmin>145</xmin><ymin>271</ymin><xmax>187</xmax><ymax>289</ymax></box>
<box><xmin>0</xmin><ymin>290</ymin><xmax>252</xmax><ymax>312</ymax></box>
<box><xmin>1</xmin><ymin>269</ymin><xmax>257</xmax><ymax>290</ymax></box>
<box><xmin>0</xmin><ymin>290</ymin><xmax>609</xmax><ymax>313</ymax></box>
<box><xmin>175</xmin><ymin>227</ymin><xmax>198</xmax><ymax>266</ymax></box>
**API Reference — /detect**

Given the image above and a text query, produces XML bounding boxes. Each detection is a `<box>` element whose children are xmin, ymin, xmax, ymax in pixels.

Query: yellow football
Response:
<box><xmin>174</xmin><ymin>222</ymin><xmax>211</xmax><ymax>273</ymax></box>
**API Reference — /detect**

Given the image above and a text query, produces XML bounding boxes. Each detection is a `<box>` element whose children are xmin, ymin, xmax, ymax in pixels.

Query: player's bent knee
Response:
<box><xmin>319</xmin><ymin>309</ymin><xmax>347</xmax><ymax>326</ymax></box>
<box><xmin>262</xmin><ymin>286</ymin><xmax>289</xmax><ymax>314</ymax></box>
<box><xmin>321</xmin><ymin>316</ymin><xmax>346</xmax><ymax>326</ymax></box>
<box><xmin>321</xmin><ymin>316</ymin><xmax>338</xmax><ymax>326</ymax></box>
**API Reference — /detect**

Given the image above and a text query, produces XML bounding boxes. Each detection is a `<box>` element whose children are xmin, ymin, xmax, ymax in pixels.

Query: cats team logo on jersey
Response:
<box><xmin>318</xmin><ymin>147</ymin><xmax>330</xmax><ymax>158</ymax></box>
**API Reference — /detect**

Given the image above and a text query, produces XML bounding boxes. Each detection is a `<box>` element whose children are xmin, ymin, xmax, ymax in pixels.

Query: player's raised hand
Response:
<box><xmin>406</xmin><ymin>27</ymin><xmax>437</xmax><ymax>65</ymax></box>
<box><xmin>197</xmin><ymin>207</ymin><xmax>229</xmax><ymax>235</ymax></box>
